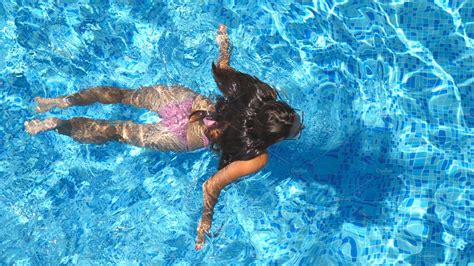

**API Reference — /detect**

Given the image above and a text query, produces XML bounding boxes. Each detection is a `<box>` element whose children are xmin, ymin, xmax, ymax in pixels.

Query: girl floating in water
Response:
<box><xmin>25</xmin><ymin>25</ymin><xmax>304</xmax><ymax>250</ymax></box>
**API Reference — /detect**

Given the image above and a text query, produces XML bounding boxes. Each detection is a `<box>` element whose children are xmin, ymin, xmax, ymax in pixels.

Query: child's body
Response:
<box><xmin>25</xmin><ymin>25</ymin><xmax>303</xmax><ymax>250</ymax></box>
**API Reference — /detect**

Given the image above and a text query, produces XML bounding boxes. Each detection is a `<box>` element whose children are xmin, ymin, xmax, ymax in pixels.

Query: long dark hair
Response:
<box><xmin>202</xmin><ymin>64</ymin><xmax>300</xmax><ymax>169</ymax></box>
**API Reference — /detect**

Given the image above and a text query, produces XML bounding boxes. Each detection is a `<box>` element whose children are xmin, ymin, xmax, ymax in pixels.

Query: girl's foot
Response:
<box><xmin>25</xmin><ymin>118</ymin><xmax>61</xmax><ymax>134</ymax></box>
<box><xmin>35</xmin><ymin>96</ymin><xmax>69</xmax><ymax>113</ymax></box>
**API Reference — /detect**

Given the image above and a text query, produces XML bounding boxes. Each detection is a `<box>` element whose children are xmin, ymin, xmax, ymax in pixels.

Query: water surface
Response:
<box><xmin>0</xmin><ymin>0</ymin><xmax>473</xmax><ymax>264</ymax></box>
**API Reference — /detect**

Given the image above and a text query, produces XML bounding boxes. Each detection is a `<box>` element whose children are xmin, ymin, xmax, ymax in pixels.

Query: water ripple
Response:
<box><xmin>0</xmin><ymin>0</ymin><xmax>473</xmax><ymax>264</ymax></box>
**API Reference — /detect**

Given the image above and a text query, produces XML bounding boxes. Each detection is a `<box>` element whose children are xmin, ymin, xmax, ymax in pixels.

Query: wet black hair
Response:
<box><xmin>205</xmin><ymin>64</ymin><xmax>301</xmax><ymax>169</ymax></box>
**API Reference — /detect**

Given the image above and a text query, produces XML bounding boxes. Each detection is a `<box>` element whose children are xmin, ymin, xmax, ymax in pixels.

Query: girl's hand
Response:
<box><xmin>195</xmin><ymin>219</ymin><xmax>211</xmax><ymax>251</ymax></box>
<box><xmin>216</xmin><ymin>24</ymin><xmax>228</xmax><ymax>46</ymax></box>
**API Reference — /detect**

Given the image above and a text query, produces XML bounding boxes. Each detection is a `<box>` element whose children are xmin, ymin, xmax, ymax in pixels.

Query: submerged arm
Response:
<box><xmin>212</xmin><ymin>25</ymin><xmax>278</xmax><ymax>101</ymax></box>
<box><xmin>195</xmin><ymin>152</ymin><xmax>269</xmax><ymax>250</ymax></box>
<box><xmin>216</xmin><ymin>24</ymin><xmax>231</xmax><ymax>69</ymax></box>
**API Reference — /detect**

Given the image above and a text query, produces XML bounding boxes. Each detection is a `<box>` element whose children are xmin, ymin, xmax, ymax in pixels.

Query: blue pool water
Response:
<box><xmin>1</xmin><ymin>0</ymin><xmax>473</xmax><ymax>264</ymax></box>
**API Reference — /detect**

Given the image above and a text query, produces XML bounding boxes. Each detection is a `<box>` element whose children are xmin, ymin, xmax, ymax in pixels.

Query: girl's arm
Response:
<box><xmin>212</xmin><ymin>25</ymin><xmax>278</xmax><ymax>102</ymax></box>
<box><xmin>216</xmin><ymin>24</ymin><xmax>231</xmax><ymax>69</ymax></box>
<box><xmin>195</xmin><ymin>152</ymin><xmax>269</xmax><ymax>250</ymax></box>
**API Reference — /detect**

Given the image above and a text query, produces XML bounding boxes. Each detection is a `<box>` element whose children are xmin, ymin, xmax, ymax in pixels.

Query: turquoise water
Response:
<box><xmin>1</xmin><ymin>0</ymin><xmax>473</xmax><ymax>264</ymax></box>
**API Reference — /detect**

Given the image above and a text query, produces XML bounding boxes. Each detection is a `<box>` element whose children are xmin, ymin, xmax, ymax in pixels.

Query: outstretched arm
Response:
<box><xmin>212</xmin><ymin>25</ymin><xmax>278</xmax><ymax>102</ymax></box>
<box><xmin>216</xmin><ymin>24</ymin><xmax>231</xmax><ymax>69</ymax></box>
<box><xmin>195</xmin><ymin>152</ymin><xmax>269</xmax><ymax>250</ymax></box>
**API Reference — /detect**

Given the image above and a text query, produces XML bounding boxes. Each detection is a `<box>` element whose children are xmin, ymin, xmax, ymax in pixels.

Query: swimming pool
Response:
<box><xmin>1</xmin><ymin>0</ymin><xmax>473</xmax><ymax>264</ymax></box>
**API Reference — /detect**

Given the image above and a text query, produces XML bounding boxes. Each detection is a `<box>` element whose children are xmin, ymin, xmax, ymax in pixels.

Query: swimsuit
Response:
<box><xmin>157</xmin><ymin>95</ymin><xmax>216</xmax><ymax>149</ymax></box>
<box><xmin>157</xmin><ymin>97</ymin><xmax>195</xmax><ymax>147</ymax></box>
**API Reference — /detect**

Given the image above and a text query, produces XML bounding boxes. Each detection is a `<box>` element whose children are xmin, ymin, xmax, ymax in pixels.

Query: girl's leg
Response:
<box><xmin>24</xmin><ymin>118</ymin><xmax>62</xmax><ymax>135</ymax></box>
<box><xmin>25</xmin><ymin>117</ymin><xmax>119</xmax><ymax>144</ymax></box>
<box><xmin>35</xmin><ymin>85</ymin><xmax>197</xmax><ymax>113</ymax></box>
<box><xmin>25</xmin><ymin>117</ymin><xmax>188</xmax><ymax>151</ymax></box>
<box><xmin>118</xmin><ymin>122</ymin><xmax>188</xmax><ymax>151</ymax></box>
<box><xmin>121</xmin><ymin>85</ymin><xmax>196</xmax><ymax>113</ymax></box>
<box><xmin>35</xmin><ymin>86</ymin><xmax>131</xmax><ymax>112</ymax></box>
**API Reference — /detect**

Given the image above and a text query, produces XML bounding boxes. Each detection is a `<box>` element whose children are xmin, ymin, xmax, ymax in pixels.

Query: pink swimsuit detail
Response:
<box><xmin>201</xmin><ymin>117</ymin><xmax>216</xmax><ymax>147</ymax></box>
<box><xmin>157</xmin><ymin>97</ymin><xmax>216</xmax><ymax>148</ymax></box>
<box><xmin>157</xmin><ymin>97</ymin><xmax>195</xmax><ymax>146</ymax></box>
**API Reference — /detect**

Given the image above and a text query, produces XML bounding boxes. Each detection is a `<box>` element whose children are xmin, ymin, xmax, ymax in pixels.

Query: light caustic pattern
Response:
<box><xmin>0</xmin><ymin>0</ymin><xmax>473</xmax><ymax>264</ymax></box>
